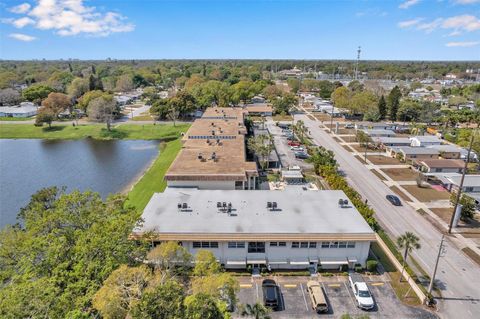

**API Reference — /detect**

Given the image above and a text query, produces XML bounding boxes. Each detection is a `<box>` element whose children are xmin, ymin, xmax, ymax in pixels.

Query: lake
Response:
<box><xmin>0</xmin><ymin>139</ymin><xmax>160</xmax><ymax>227</ymax></box>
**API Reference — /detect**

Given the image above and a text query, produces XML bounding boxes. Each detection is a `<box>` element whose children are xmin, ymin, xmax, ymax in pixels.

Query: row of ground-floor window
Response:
<box><xmin>156</xmin><ymin>240</ymin><xmax>372</xmax><ymax>270</ymax></box>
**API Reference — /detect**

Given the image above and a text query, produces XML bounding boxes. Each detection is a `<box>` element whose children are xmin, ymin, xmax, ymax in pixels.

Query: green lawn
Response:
<box><xmin>0</xmin><ymin>116</ymin><xmax>33</xmax><ymax>121</ymax></box>
<box><xmin>126</xmin><ymin>138</ymin><xmax>182</xmax><ymax>211</ymax></box>
<box><xmin>0</xmin><ymin>123</ymin><xmax>190</xmax><ymax>140</ymax></box>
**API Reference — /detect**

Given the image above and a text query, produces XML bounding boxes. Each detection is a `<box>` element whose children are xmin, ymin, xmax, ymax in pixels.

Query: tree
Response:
<box><xmin>77</xmin><ymin>90</ymin><xmax>104</xmax><ymax>111</ymax></box>
<box><xmin>232</xmin><ymin>80</ymin><xmax>254</xmax><ymax>105</ymax></box>
<box><xmin>193</xmin><ymin>250</ymin><xmax>222</xmax><ymax>276</ymax></box>
<box><xmin>247</xmin><ymin>134</ymin><xmax>274</xmax><ymax>170</ymax></box>
<box><xmin>0</xmin><ymin>88</ymin><xmax>21</xmax><ymax>106</ymax></box>
<box><xmin>272</xmin><ymin>92</ymin><xmax>297</xmax><ymax>114</ymax></box>
<box><xmin>347</xmin><ymin>80</ymin><xmax>364</xmax><ymax>92</ymax></box>
<box><xmin>92</xmin><ymin>265</ymin><xmax>152</xmax><ymax>319</ymax></box>
<box><xmin>87</xmin><ymin>95</ymin><xmax>117</xmax><ymax>131</ymax></box>
<box><xmin>130</xmin><ymin>280</ymin><xmax>185</xmax><ymax>319</ymax></box>
<box><xmin>356</xmin><ymin>130</ymin><xmax>372</xmax><ymax>164</ymax></box>
<box><xmin>286</xmin><ymin>78</ymin><xmax>301</xmax><ymax>93</ymax></box>
<box><xmin>387</xmin><ymin>86</ymin><xmax>402</xmax><ymax>121</ymax></box>
<box><xmin>331</xmin><ymin>86</ymin><xmax>351</xmax><ymax>109</ymax></box>
<box><xmin>378</xmin><ymin>95</ymin><xmax>387</xmax><ymax>120</ymax></box>
<box><xmin>22</xmin><ymin>84</ymin><xmax>54</xmax><ymax>104</ymax></box>
<box><xmin>184</xmin><ymin>293</ymin><xmax>226</xmax><ymax>319</ymax></box>
<box><xmin>307</xmin><ymin>146</ymin><xmax>337</xmax><ymax>175</ymax></box>
<box><xmin>397</xmin><ymin>99</ymin><xmax>421</xmax><ymax>123</ymax></box>
<box><xmin>0</xmin><ymin>188</ymin><xmax>146</xmax><ymax>318</ymax></box>
<box><xmin>41</xmin><ymin>92</ymin><xmax>71</xmax><ymax>116</ymax></box>
<box><xmin>115</xmin><ymin>74</ymin><xmax>134</xmax><ymax>92</ymax></box>
<box><xmin>67</xmin><ymin>77</ymin><xmax>90</xmax><ymax>99</ymax></box>
<box><xmin>146</xmin><ymin>241</ymin><xmax>192</xmax><ymax>275</ymax></box>
<box><xmin>35</xmin><ymin>107</ymin><xmax>55</xmax><ymax>128</ymax></box>
<box><xmin>410</xmin><ymin>81</ymin><xmax>422</xmax><ymax>91</ymax></box>
<box><xmin>450</xmin><ymin>192</ymin><xmax>476</xmax><ymax>221</ymax></box>
<box><xmin>240</xmin><ymin>302</ymin><xmax>271</xmax><ymax>319</ymax></box>
<box><xmin>293</xmin><ymin>120</ymin><xmax>308</xmax><ymax>143</ymax></box>
<box><xmin>396</xmin><ymin>232</ymin><xmax>421</xmax><ymax>281</ymax></box>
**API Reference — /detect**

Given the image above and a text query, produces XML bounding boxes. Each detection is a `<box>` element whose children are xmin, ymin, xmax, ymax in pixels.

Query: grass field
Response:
<box><xmin>125</xmin><ymin>138</ymin><xmax>182</xmax><ymax>211</ymax></box>
<box><xmin>366</xmin><ymin>155</ymin><xmax>402</xmax><ymax>165</ymax></box>
<box><xmin>402</xmin><ymin>185</ymin><xmax>451</xmax><ymax>202</ymax></box>
<box><xmin>0</xmin><ymin>123</ymin><xmax>190</xmax><ymax>140</ymax></box>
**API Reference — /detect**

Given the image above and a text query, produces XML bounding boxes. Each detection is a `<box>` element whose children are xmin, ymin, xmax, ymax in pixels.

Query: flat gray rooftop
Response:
<box><xmin>135</xmin><ymin>188</ymin><xmax>374</xmax><ymax>239</ymax></box>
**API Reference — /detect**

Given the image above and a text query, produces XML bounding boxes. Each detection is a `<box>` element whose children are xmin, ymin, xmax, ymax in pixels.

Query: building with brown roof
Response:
<box><xmin>165</xmin><ymin>107</ymin><xmax>259</xmax><ymax>190</ymax></box>
<box><xmin>418</xmin><ymin>159</ymin><xmax>465</xmax><ymax>174</ymax></box>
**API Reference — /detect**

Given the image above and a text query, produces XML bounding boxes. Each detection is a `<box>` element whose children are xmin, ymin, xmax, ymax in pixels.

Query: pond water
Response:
<box><xmin>0</xmin><ymin>139</ymin><xmax>160</xmax><ymax>227</ymax></box>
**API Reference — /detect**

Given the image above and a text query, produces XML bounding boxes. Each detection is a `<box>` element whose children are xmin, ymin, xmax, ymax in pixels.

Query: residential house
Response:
<box><xmin>418</xmin><ymin>159</ymin><xmax>465</xmax><ymax>174</ymax></box>
<box><xmin>410</xmin><ymin>136</ymin><xmax>443</xmax><ymax>147</ymax></box>
<box><xmin>361</xmin><ymin>129</ymin><xmax>396</xmax><ymax>138</ymax></box>
<box><xmin>388</xmin><ymin>146</ymin><xmax>439</xmax><ymax>161</ymax></box>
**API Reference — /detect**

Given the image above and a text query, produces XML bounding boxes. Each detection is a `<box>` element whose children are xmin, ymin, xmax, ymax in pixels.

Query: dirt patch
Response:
<box><xmin>430</xmin><ymin>208</ymin><xmax>452</xmax><ymax>223</ymax></box>
<box><xmin>381</xmin><ymin>168</ymin><xmax>419</xmax><ymax>181</ymax></box>
<box><xmin>354</xmin><ymin>155</ymin><xmax>365</xmax><ymax>163</ymax></box>
<box><xmin>351</xmin><ymin>144</ymin><xmax>377</xmax><ymax>153</ymax></box>
<box><xmin>314</xmin><ymin>114</ymin><xmax>331</xmax><ymax>121</ymax></box>
<box><xmin>389</xmin><ymin>186</ymin><xmax>412</xmax><ymax>202</ymax></box>
<box><xmin>370</xmin><ymin>169</ymin><xmax>387</xmax><ymax>181</ymax></box>
<box><xmin>342</xmin><ymin>144</ymin><xmax>354</xmax><ymax>152</ymax></box>
<box><xmin>333</xmin><ymin>136</ymin><xmax>341</xmax><ymax>143</ymax></box>
<box><xmin>366</xmin><ymin>155</ymin><xmax>402</xmax><ymax>165</ymax></box>
<box><xmin>402</xmin><ymin>185</ymin><xmax>451</xmax><ymax>202</ymax></box>
<box><xmin>336</xmin><ymin>128</ymin><xmax>356</xmax><ymax>135</ymax></box>
<box><xmin>462</xmin><ymin>247</ymin><xmax>480</xmax><ymax>267</ymax></box>
<box><xmin>338</xmin><ymin>135</ymin><xmax>357</xmax><ymax>143</ymax></box>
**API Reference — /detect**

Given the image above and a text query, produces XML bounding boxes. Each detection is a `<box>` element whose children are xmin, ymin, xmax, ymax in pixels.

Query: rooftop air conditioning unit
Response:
<box><xmin>272</xmin><ymin>202</ymin><xmax>278</xmax><ymax>210</ymax></box>
<box><xmin>211</xmin><ymin>152</ymin><xmax>217</xmax><ymax>161</ymax></box>
<box><xmin>267</xmin><ymin>202</ymin><xmax>272</xmax><ymax>208</ymax></box>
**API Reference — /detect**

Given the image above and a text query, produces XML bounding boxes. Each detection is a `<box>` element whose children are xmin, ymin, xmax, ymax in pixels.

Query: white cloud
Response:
<box><xmin>442</xmin><ymin>15</ymin><xmax>480</xmax><ymax>32</ymax></box>
<box><xmin>454</xmin><ymin>0</ymin><xmax>480</xmax><ymax>4</ymax></box>
<box><xmin>9</xmin><ymin>33</ymin><xmax>36</xmax><ymax>41</ymax></box>
<box><xmin>398</xmin><ymin>18</ymin><xmax>423</xmax><ymax>28</ymax></box>
<box><xmin>12</xmin><ymin>17</ymin><xmax>35</xmax><ymax>28</ymax></box>
<box><xmin>9</xmin><ymin>3</ymin><xmax>31</xmax><ymax>14</ymax></box>
<box><xmin>399</xmin><ymin>0</ymin><xmax>421</xmax><ymax>9</ymax></box>
<box><xmin>3</xmin><ymin>0</ymin><xmax>135</xmax><ymax>37</ymax></box>
<box><xmin>445</xmin><ymin>41</ymin><xmax>480</xmax><ymax>47</ymax></box>
<box><xmin>417</xmin><ymin>18</ymin><xmax>443</xmax><ymax>33</ymax></box>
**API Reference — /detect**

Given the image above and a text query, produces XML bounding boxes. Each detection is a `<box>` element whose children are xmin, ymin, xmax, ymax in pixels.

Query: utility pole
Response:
<box><xmin>428</xmin><ymin>235</ymin><xmax>446</xmax><ymax>295</ymax></box>
<box><xmin>448</xmin><ymin>128</ymin><xmax>477</xmax><ymax>233</ymax></box>
<box><xmin>354</xmin><ymin>46</ymin><xmax>361</xmax><ymax>80</ymax></box>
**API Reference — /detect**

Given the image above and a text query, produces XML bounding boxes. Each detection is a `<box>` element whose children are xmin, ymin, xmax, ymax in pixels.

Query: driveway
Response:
<box><xmin>234</xmin><ymin>275</ymin><xmax>437</xmax><ymax>318</ymax></box>
<box><xmin>296</xmin><ymin>111</ymin><xmax>480</xmax><ymax>319</ymax></box>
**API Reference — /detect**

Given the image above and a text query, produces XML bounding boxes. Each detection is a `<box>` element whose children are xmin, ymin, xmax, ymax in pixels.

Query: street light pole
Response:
<box><xmin>448</xmin><ymin>128</ymin><xmax>477</xmax><ymax>233</ymax></box>
<box><xmin>330</xmin><ymin>107</ymin><xmax>334</xmax><ymax>133</ymax></box>
<box><xmin>428</xmin><ymin>235</ymin><xmax>445</xmax><ymax>295</ymax></box>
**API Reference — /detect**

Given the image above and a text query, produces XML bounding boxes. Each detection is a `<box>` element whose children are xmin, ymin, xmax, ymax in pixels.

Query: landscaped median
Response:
<box><xmin>0</xmin><ymin>123</ymin><xmax>190</xmax><ymax>140</ymax></box>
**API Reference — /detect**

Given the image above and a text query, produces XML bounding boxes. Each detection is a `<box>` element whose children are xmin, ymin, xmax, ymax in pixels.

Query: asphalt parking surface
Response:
<box><xmin>234</xmin><ymin>276</ymin><xmax>438</xmax><ymax>319</ymax></box>
<box><xmin>266</xmin><ymin>119</ymin><xmax>312</xmax><ymax>170</ymax></box>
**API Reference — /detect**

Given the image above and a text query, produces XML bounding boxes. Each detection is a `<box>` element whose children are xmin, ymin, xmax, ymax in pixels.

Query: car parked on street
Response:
<box><xmin>344</xmin><ymin>123</ymin><xmax>354</xmax><ymax>129</ymax></box>
<box><xmin>386</xmin><ymin>195</ymin><xmax>402</xmax><ymax>206</ymax></box>
<box><xmin>295</xmin><ymin>151</ymin><xmax>309</xmax><ymax>159</ymax></box>
<box><xmin>262</xmin><ymin>279</ymin><xmax>280</xmax><ymax>310</ymax></box>
<box><xmin>349</xmin><ymin>273</ymin><xmax>375</xmax><ymax>310</ymax></box>
<box><xmin>287</xmin><ymin>140</ymin><xmax>301</xmax><ymax>147</ymax></box>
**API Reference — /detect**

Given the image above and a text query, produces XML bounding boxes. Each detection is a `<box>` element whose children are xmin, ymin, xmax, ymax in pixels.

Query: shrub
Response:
<box><xmin>354</xmin><ymin>265</ymin><xmax>363</xmax><ymax>273</ymax></box>
<box><xmin>340</xmin><ymin>264</ymin><xmax>349</xmax><ymax>272</ymax></box>
<box><xmin>366</xmin><ymin>260</ymin><xmax>378</xmax><ymax>272</ymax></box>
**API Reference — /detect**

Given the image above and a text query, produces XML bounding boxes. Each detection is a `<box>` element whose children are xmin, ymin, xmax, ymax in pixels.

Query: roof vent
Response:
<box><xmin>267</xmin><ymin>202</ymin><xmax>272</xmax><ymax>208</ymax></box>
<box><xmin>338</xmin><ymin>199</ymin><xmax>349</xmax><ymax>208</ymax></box>
<box><xmin>178</xmin><ymin>203</ymin><xmax>189</xmax><ymax>212</ymax></box>
<box><xmin>211</xmin><ymin>152</ymin><xmax>217</xmax><ymax>161</ymax></box>
<box><xmin>212</xmin><ymin>130</ymin><xmax>216</xmax><ymax>136</ymax></box>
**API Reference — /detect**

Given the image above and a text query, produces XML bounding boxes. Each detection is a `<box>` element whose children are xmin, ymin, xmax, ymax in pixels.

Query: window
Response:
<box><xmin>309</xmin><ymin>242</ymin><xmax>317</xmax><ymax>248</ymax></box>
<box><xmin>279</xmin><ymin>242</ymin><xmax>286</xmax><ymax>247</ymax></box>
<box><xmin>347</xmin><ymin>242</ymin><xmax>356</xmax><ymax>248</ymax></box>
<box><xmin>194</xmin><ymin>242</ymin><xmax>218</xmax><ymax>248</ymax></box>
<box><xmin>270</xmin><ymin>242</ymin><xmax>277</xmax><ymax>247</ymax></box>
<box><xmin>292</xmin><ymin>242</ymin><xmax>299</xmax><ymax>248</ymax></box>
<box><xmin>329</xmin><ymin>241</ymin><xmax>339</xmax><ymax>248</ymax></box>
<box><xmin>339</xmin><ymin>241</ymin><xmax>347</xmax><ymax>248</ymax></box>
<box><xmin>248</xmin><ymin>242</ymin><xmax>265</xmax><ymax>253</ymax></box>
<box><xmin>321</xmin><ymin>242</ymin><xmax>330</xmax><ymax>248</ymax></box>
<box><xmin>300</xmin><ymin>242</ymin><xmax>308</xmax><ymax>248</ymax></box>
<box><xmin>228</xmin><ymin>242</ymin><xmax>245</xmax><ymax>248</ymax></box>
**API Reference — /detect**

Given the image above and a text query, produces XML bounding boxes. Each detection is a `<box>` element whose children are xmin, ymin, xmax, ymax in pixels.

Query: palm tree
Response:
<box><xmin>397</xmin><ymin>231</ymin><xmax>421</xmax><ymax>282</ymax></box>
<box><xmin>240</xmin><ymin>302</ymin><xmax>271</xmax><ymax>319</ymax></box>
<box><xmin>293</xmin><ymin>120</ymin><xmax>308</xmax><ymax>143</ymax></box>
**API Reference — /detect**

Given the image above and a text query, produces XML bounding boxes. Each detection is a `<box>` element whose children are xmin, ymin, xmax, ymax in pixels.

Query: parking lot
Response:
<box><xmin>266</xmin><ymin>120</ymin><xmax>312</xmax><ymax>170</ymax></box>
<box><xmin>234</xmin><ymin>275</ymin><xmax>438</xmax><ymax>319</ymax></box>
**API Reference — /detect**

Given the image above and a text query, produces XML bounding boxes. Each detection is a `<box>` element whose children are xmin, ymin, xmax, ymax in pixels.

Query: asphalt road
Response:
<box><xmin>297</xmin><ymin>113</ymin><xmax>480</xmax><ymax>319</ymax></box>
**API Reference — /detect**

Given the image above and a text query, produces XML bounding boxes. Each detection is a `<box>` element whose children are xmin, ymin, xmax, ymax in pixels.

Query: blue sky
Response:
<box><xmin>0</xmin><ymin>0</ymin><xmax>479</xmax><ymax>60</ymax></box>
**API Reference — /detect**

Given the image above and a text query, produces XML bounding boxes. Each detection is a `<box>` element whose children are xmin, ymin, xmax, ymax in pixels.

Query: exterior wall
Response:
<box><xmin>167</xmin><ymin>180</ymin><xmax>237</xmax><ymax>190</ymax></box>
<box><xmin>404</xmin><ymin>153</ymin><xmax>437</xmax><ymax>160</ymax></box>
<box><xmin>424</xmin><ymin>167</ymin><xmax>462</xmax><ymax>173</ymax></box>
<box><xmin>440</xmin><ymin>152</ymin><xmax>460</xmax><ymax>159</ymax></box>
<box><xmin>181</xmin><ymin>240</ymin><xmax>371</xmax><ymax>270</ymax></box>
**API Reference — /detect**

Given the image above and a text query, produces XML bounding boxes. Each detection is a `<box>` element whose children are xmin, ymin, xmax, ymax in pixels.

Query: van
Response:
<box><xmin>307</xmin><ymin>281</ymin><xmax>329</xmax><ymax>313</ymax></box>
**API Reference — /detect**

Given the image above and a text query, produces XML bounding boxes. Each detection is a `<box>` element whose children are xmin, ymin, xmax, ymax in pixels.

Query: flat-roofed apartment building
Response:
<box><xmin>132</xmin><ymin>188</ymin><xmax>376</xmax><ymax>271</ymax></box>
<box><xmin>165</xmin><ymin>107</ymin><xmax>258</xmax><ymax>190</ymax></box>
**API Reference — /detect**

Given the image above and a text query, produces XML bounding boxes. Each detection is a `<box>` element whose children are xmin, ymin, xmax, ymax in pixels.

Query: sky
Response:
<box><xmin>0</xmin><ymin>0</ymin><xmax>479</xmax><ymax>61</ymax></box>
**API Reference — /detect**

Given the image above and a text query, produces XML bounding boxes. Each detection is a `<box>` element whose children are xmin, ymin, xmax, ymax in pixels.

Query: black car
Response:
<box><xmin>386</xmin><ymin>195</ymin><xmax>402</xmax><ymax>206</ymax></box>
<box><xmin>262</xmin><ymin>279</ymin><xmax>280</xmax><ymax>310</ymax></box>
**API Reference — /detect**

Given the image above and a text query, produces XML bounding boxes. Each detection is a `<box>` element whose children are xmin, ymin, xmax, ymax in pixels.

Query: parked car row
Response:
<box><xmin>262</xmin><ymin>274</ymin><xmax>375</xmax><ymax>314</ymax></box>
<box><xmin>282</xmin><ymin>128</ymin><xmax>310</xmax><ymax>160</ymax></box>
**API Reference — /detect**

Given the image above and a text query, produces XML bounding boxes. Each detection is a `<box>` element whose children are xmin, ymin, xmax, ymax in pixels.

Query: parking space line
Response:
<box><xmin>255</xmin><ymin>282</ymin><xmax>259</xmax><ymax>301</ymax></box>
<box><xmin>343</xmin><ymin>281</ymin><xmax>357</xmax><ymax>307</ymax></box>
<box><xmin>328</xmin><ymin>283</ymin><xmax>341</xmax><ymax>287</ymax></box>
<box><xmin>240</xmin><ymin>284</ymin><xmax>252</xmax><ymax>288</ymax></box>
<box><xmin>300</xmin><ymin>283</ymin><xmax>309</xmax><ymax>311</ymax></box>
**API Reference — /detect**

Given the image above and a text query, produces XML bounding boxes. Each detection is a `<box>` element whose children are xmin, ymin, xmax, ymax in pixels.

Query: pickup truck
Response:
<box><xmin>348</xmin><ymin>273</ymin><xmax>375</xmax><ymax>310</ymax></box>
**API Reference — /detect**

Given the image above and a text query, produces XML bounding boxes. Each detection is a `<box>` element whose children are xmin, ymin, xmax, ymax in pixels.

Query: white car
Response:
<box><xmin>349</xmin><ymin>273</ymin><xmax>375</xmax><ymax>310</ymax></box>
<box><xmin>290</xmin><ymin>146</ymin><xmax>305</xmax><ymax>152</ymax></box>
